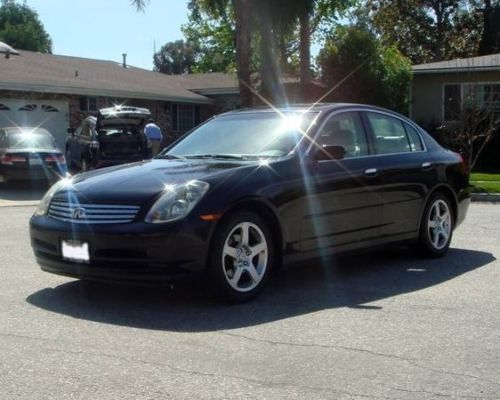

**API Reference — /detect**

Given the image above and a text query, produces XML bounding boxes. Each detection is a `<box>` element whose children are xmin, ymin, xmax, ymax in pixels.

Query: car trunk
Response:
<box><xmin>0</xmin><ymin>149</ymin><xmax>66</xmax><ymax>179</ymax></box>
<box><xmin>96</xmin><ymin>108</ymin><xmax>151</xmax><ymax>160</ymax></box>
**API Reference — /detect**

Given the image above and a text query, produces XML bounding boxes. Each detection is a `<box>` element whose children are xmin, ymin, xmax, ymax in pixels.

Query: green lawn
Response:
<box><xmin>470</xmin><ymin>172</ymin><xmax>500</xmax><ymax>194</ymax></box>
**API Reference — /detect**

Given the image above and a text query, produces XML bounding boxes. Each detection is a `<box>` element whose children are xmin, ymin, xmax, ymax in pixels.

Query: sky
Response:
<box><xmin>25</xmin><ymin>0</ymin><xmax>190</xmax><ymax>70</ymax></box>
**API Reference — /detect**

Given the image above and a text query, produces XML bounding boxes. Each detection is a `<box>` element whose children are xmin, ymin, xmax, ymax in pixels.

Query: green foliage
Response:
<box><xmin>0</xmin><ymin>0</ymin><xmax>52</xmax><ymax>53</ymax></box>
<box><xmin>153</xmin><ymin>39</ymin><xmax>199</xmax><ymax>74</ymax></box>
<box><xmin>364</xmin><ymin>0</ymin><xmax>483</xmax><ymax>64</ymax></box>
<box><xmin>180</xmin><ymin>0</ymin><xmax>236</xmax><ymax>73</ymax></box>
<box><xmin>317</xmin><ymin>25</ymin><xmax>412</xmax><ymax>114</ymax></box>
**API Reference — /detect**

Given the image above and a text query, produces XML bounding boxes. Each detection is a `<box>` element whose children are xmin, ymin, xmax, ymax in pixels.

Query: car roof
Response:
<box><xmin>216</xmin><ymin>103</ymin><xmax>406</xmax><ymax>118</ymax></box>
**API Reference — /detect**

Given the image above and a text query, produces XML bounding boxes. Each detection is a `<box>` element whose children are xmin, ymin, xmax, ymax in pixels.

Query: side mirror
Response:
<box><xmin>67</xmin><ymin>128</ymin><xmax>75</xmax><ymax>136</ymax></box>
<box><xmin>316</xmin><ymin>144</ymin><xmax>346</xmax><ymax>161</ymax></box>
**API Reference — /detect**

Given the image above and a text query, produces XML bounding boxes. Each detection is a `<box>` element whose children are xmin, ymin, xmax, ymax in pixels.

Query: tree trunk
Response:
<box><xmin>234</xmin><ymin>0</ymin><xmax>253</xmax><ymax>107</ymax></box>
<box><xmin>299</xmin><ymin>8</ymin><xmax>311</xmax><ymax>101</ymax></box>
<box><xmin>258</xmin><ymin>9</ymin><xmax>284</xmax><ymax>105</ymax></box>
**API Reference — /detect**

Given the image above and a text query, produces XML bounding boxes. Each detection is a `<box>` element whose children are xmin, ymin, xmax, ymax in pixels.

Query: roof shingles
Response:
<box><xmin>0</xmin><ymin>50</ymin><xmax>219</xmax><ymax>103</ymax></box>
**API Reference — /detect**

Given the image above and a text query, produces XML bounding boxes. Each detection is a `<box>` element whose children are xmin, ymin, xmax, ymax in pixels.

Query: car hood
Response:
<box><xmin>61</xmin><ymin>158</ymin><xmax>253</xmax><ymax>204</ymax></box>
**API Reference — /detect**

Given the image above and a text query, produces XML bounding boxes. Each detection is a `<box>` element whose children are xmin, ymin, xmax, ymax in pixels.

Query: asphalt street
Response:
<box><xmin>1</xmin><ymin>203</ymin><xmax>499</xmax><ymax>399</ymax></box>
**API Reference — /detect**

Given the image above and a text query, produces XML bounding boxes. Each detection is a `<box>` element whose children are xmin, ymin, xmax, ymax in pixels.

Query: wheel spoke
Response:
<box><xmin>229</xmin><ymin>267</ymin><xmax>243</xmax><ymax>286</ymax></box>
<box><xmin>251</xmin><ymin>242</ymin><xmax>266</xmax><ymax>256</ymax></box>
<box><xmin>246</xmin><ymin>264</ymin><xmax>260</xmax><ymax>283</ymax></box>
<box><xmin>241</xmin><ymin>223</ymin><xmax>249</xmax><ymax>246</ymax></box>
<box><xmin>223</xmin><ymin>244</ymin><xmax>239</xmax><ymax>259</ymax></box>
<box><xmin>428</xmin><ymin>220</ymin><xmax>437</xmax><ymax>229</ymax></box>
<box><xmin>431</xmin><ymin>203</ymin><xmax>439</xmax><ymax>219</ymax></box>
<box><xmin>433</xmin><ymin>231</ymin><xmax>440</xmax><ymax>248</ymax></box>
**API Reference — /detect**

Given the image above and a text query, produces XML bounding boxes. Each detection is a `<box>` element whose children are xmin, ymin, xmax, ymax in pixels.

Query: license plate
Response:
<box><xmin>61</xmin><ymin>240</ymin><xmax>90</xmax><ymax>262</ymax></box>
<box><xmin>30</xmin><ymin>157</ymin><xmax>43</xmax><ymax>166</ymax></box>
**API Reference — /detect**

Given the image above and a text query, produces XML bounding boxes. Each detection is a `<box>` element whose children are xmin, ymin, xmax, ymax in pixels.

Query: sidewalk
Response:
<box><xmin>471</xmin><ymin>193</ymin><xmax>500</xmax><ymax>203</ymax></box>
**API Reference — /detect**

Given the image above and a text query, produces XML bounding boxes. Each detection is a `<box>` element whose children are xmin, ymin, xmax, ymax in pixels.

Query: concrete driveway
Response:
<box><xmin>1</xmin><ymin>204</ymin><xmax>499</xmax><ymax>399</ymax></box>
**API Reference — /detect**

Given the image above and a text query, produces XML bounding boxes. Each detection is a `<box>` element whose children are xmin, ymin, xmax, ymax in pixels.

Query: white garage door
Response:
<box><xmin>0</xmin><ymin>99</ymin><xmax>69</xmax><ymax>150</ymax></box>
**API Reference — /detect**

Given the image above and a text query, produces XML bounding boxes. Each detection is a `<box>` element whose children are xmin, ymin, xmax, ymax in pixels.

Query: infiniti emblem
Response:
<box><xmin>72</xmin><ymin>207</ymin><xmax>86</xmax><ymax>220</ymax></box>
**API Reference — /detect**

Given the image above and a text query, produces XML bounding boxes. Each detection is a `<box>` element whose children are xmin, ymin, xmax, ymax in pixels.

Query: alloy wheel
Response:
<box><xmin>427</xmin><ymin>199</ymin><xmax>452</xmax><ymax>250</ymax></box>
<box><xmin>221</xmin><ymin>222</ymin><xmax>268</xmax><ymax>293</ymax></box>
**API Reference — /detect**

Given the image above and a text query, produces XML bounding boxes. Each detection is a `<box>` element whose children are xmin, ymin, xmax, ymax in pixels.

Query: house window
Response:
<box><xmin>464</xmin><ymin>83</ymin><xmax>500</xmax><ymax>118</ymax></box>
<box><xmin>18</xmin><ymin>104</ymin><xmax>37</xmax><ymax>111</ymax></box>
<box><xmin>445</xmin><ymin>83</ymin><xmax>500</xmax><ymax>122</ymax></box>
<box><xmin>443</xmin><ymin>84</ymin><xmax>461</xmax><ymax>121</ymax></box>
<box><xmin>80</xmin><ymin>96</ymin><xmax>97</xmax><ymax>112</ymax></box>
<box><xmin>171</xmin><ymin>104</ymin><xmax>201</xmax><ymax>131</ymax></box>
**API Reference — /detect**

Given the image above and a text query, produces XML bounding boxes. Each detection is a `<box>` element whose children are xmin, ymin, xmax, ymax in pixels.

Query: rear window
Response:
<box><xmin>7</xmin><ymin>133</ymin><xmax>55</xmax><ymax>150</ymax></box>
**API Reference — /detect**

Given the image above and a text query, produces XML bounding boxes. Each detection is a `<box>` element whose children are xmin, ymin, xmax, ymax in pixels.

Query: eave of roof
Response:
<box><xmin>412</xmin><ymin>53</ymin><xmax>500</xmax><ymax>74</ymax></box>
<box><xmin>412</xmin><ymin>66</ymin><xmax>500</xmax><ymax>75</ymax></box>
<box><xmin>0</xmin><ymin>82</ymin><xmax>214</xmax><ymax>104</ymax></box>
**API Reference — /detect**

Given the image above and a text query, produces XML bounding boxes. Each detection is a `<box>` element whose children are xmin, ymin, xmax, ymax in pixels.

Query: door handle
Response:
<box><xmin>421</xmin><ymin>162</ymin><xmax>432</xmax><ymax>170</ymax></box>
<box><xmin>364</xmin><ymin>168</ymin><xmax>378</xmax><ymax>177</ymax></box>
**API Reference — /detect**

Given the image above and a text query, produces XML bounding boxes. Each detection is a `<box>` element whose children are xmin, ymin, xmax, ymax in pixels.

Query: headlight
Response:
<box><xmin>145</xmin><ymin>180</ymin><xmax>209</xmax><ymax>224</ymax></box>
<box><xmin>34</xmin><ymin>178</ymin><xmax>71</xmax><ymax>216</ymax></box>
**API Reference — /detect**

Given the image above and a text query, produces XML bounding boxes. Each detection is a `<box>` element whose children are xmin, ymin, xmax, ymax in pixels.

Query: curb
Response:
<box><xmin>471</xmin><ymin>193</ymin><xmax>500</xmax><ymax>203</ymax></box>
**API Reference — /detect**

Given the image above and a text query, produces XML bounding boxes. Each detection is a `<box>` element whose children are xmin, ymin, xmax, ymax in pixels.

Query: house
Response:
<box><xmin>411</xmin><ymin>53</ymin><xmax>500</xmax><ymax>130</ymax></box>
<box><xmin>0</xmin><ymin>50</ymin><xmax>239</xmax><ymax>149</ymax></box>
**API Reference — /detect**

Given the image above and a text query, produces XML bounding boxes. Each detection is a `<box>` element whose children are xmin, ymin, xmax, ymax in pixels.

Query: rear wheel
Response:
<box><xmin>209</xmin><ymin>211</ymin><xmax>274</xmax><ymax>302</ymax></box>
<box><xmin>417</xmin><ymin>193</ymin><xmax>453</xmax><ymax>258</ymax></box>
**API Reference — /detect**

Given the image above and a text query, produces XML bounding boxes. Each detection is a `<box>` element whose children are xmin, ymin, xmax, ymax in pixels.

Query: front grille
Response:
<box><xmin>47</xmin><ymin>200</ymin><xmax>140</xmax><ymax>224</ymax></box>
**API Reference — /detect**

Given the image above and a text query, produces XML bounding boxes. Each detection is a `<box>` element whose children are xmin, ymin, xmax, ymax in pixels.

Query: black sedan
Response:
<box><xmin>30</xmin><ymin>104</ymin><xmax>470</xmax><ymax>301</ymax></box>
<box><xmin>0</xmin><ymin>127</ymin><xmax>67</xmax><ymax>183</ymax></box>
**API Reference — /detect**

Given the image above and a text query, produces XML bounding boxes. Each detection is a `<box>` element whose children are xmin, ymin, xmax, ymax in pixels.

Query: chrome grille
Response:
<box><xmin>47</xmin><ymin>201</ymin><xmax>140</xmax><ymax>224</ymax></box>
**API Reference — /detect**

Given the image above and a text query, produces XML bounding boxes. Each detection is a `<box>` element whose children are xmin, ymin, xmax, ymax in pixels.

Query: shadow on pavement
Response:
<box><xmin>26</xmin><ymin>247</ymin><xmax>495</xmax><ymax>332</ymax></box>
<box><xmin>0</xmin><ymin>181</ymin><xmax>50</xmax><ymax>202</ymax></box>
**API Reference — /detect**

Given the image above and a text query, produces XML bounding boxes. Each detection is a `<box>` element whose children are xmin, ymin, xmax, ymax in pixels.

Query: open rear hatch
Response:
<box><xmin>96</xmin><ymin>106</ymin><xmax>151</xmax><ymax>158</ymax></box>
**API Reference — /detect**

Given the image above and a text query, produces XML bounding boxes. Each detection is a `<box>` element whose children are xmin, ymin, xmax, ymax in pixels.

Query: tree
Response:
<box><xmin>181</xmin><ymin>0</ymin><xmax>236</xmax><ymax>73</ymax></box>
<box><xmin>440</xmin><ymin>87</ymin><xmax>499</xmax><ymax>172</ymax></box>
<box><xmin>479</xmin><ymin>0</ymin><xmax>500</xmax><ymax>55</ymax></box>
<box><xmin>317</xmin><ymin>25</ymin><xmax>412</xmax><ymax>114</ymax></box>
<box><xmin>365</xmin><ymin>0</ymin><xmax>483</xmax><ymax>64</ymax></box>
<box><xmin>153</xmin><ymin>40</ymin><xmax>199</xmax><ymax>74</ymax></box>
<box><xmin>0</xmin><ymin>0</ymin><xmax>52</xmax><ymax>53</ymax></box>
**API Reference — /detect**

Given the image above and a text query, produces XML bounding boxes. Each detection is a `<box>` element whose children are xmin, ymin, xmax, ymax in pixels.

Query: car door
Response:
<box><xmin>299</xmin><ymin>110</ymin><xmax>384</xmax><ymax>252</ymax></box>
<box><xmin>362</xmin><ymin>111</ymin><xmax>433</xmax><ymax>239</ymax></box>
<box><xmin>75</xmin><ymin>120</ymin><xmax>92</xmax><ymax>166</ymax></box>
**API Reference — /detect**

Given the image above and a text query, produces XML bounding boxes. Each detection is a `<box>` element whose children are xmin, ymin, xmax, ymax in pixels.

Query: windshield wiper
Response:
<box><xmin>155</xmin><ymin>154</ymin><xmax>185</xmax><ymax>160</ymax></box>
<box><xmin>183</xmin><ymin>154</ymin><xmax>248</xmax><ymax>160</ymax></box>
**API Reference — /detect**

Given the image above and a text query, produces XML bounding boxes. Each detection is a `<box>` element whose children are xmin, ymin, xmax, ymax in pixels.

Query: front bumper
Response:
<box><xmin>30</xmin><ymin>214</ymin><xmax>212</xmax><ymax>283</ymax></box>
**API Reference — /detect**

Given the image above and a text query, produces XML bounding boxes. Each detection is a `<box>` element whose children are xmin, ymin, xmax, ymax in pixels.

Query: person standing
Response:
<box><xmin>144</xmin><ymin>119</ymin><xmax>163</xmax><ymax>156</ymax></box>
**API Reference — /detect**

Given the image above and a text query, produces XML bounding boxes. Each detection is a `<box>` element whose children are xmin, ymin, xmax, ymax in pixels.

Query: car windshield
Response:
<box><xmin>165</xmin><ymin>112</ymin><xmax>318</xmax><ymax>159</ymax></box>
<box><xmin>7</xmin><ymin>131</ymin><xmax>55</xmax><ymax>150</ymax></box>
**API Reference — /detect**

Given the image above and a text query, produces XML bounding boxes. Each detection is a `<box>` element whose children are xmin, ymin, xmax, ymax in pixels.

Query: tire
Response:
<box><xmin>209</xmin><ymin>210</ymin><xmax>274</xmax><ymax>302</ymax></box>
<box><xmin>417</xmin><ymin>192</ymin><xmax>454</xmax><ymax>258</ymax></box>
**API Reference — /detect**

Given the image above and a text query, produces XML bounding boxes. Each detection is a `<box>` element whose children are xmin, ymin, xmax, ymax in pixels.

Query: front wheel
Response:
<box><xmin>209</xmin><ymin>211</ymin><xmax>274</xmax><ymax>302</ymax></box>
<box><xmin>417</xmin><ymin>193</ymin><xmax>454</xmax><ymax>258</ymax></box>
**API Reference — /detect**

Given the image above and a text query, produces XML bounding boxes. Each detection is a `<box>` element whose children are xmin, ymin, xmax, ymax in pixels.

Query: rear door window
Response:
<box><xmin>403</xmin><ymin>123</ymin><xmax>424</xmax><ymax>152</ymax></box>
<box><xmin>365</xmin><ymin>112</ymin><xmax>414</xmax><ymax>155</ymax></box>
